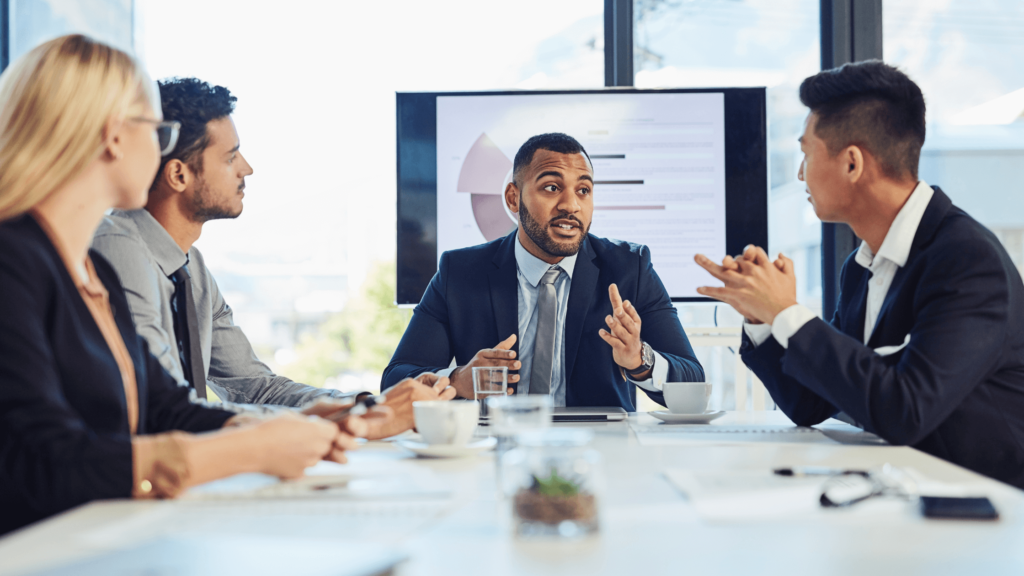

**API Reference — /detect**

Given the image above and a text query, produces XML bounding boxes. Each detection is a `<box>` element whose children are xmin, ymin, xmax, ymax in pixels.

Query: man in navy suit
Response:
<box><xmin>695</xmin><ymin>61</ymin><xmax>1024</xmax><ymax>488</ymax></box>
<box><xmin>383</xmin><ymin>133</ymin><xmax>703</xmax><ymax>410</ymax></box>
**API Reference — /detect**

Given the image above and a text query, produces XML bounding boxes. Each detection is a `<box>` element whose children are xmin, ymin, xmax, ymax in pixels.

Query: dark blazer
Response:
<box><xmin>742</xmin><ymin>187</ymin><xmax>1024</xmax><ymax>488</ymax></box>
<box><xmin>382</xmin><ymin>232</ymin><xmax>704</xmax><ymax>409</ymax></box>
<box><xmin>0</xmin><ymin>216</ymin><xmax>235</xmax><ymax>535</ymax></box>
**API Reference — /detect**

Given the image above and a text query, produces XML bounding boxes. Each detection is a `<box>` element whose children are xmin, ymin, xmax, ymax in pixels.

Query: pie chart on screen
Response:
<box><xmin>457</xmin><ymin>133</ymin><xmax>518</xmax><ymax>241</ymax></box>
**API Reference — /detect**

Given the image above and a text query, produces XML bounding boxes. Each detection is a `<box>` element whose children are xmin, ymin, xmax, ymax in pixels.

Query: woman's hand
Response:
<box><xmin>250</xmin><ymin>414</ymin><xmax>338</xmax><ymax>479</ymax></box>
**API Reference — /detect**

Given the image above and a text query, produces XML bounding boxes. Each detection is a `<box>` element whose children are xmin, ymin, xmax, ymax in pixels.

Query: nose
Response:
<box><xmin>797</xmin><ymin>158</ymin><xmax>805</xmax><ymax>182</ymax></box>
<box><xmin>240</xmin><ymin>152</ymin><xmax>254</xmax><ymax>176</ymax></box>
<box><xmin>557</xmin><ymin>188</ymin><xmax>580</xmax><ymax>214</ymax></box>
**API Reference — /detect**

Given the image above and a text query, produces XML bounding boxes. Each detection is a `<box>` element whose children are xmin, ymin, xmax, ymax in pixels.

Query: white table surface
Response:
<box><xmin>2</xmin><ymin>411</ymin><xmax>1023</xmax><ymax>575</ymax></box>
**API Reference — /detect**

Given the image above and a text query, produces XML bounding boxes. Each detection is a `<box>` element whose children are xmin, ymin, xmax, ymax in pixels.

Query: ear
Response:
<box><xmin>844</xmin><ymin>145</ymin><xmax>865</xmax><ymax>184</ymax></box>
<box><xmin>101</xmin><ymin>116</ymin><xmax>126</xmax><ymax>161</ymax></box>
<box><xmin>504</xmin><ymin>181</ymin><xmax>520</xmax><ymax>214</ymax></box>
<box><xmin>162</xmin><ymin>159</ymin><xmax>192</xmax><ymax>193</ymax></box>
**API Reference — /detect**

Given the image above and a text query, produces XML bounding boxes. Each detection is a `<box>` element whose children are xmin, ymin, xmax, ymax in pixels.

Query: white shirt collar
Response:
<box><xmin>855</xmin><ymin>181</ymin><xmax>934</xmax><ymax>270</ymax></box>
<box><xmin>514</xmin><ymin>234</ymin><xmax>578</xmax><ymax>287</ymax></box>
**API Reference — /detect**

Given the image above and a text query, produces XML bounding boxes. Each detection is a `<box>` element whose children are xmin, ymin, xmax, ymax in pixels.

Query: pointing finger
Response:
<box><xmin>608</xmin><ymin>283</ymin><xmax>624</xmax><ymax>312</ymax></box>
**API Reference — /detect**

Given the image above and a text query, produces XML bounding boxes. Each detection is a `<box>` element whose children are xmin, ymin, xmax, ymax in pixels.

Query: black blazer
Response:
<box><xmin>742</xmin><ymin>187</ymin><xmax>1024</xmax><ymax>488</ymax></box>
<box><xmin>0</xmin><ymin>216</ymin><xmax>234</xmax><ymax>535</ymax></box>
<box><xmin>382</xmin><ymin>232</ymin><xmax>704</xmax><ymax>409</ymax></box>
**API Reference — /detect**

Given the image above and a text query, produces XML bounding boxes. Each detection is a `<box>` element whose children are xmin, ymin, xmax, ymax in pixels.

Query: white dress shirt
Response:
<box><xmin>745</xmin><ymin>181</ymin><xmax>934</xmax><ymax>348</ymax></box>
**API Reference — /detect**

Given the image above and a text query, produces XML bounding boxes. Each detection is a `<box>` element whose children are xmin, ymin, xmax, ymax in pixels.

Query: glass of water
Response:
<box><xmin>486</xmin><ymin>395</ymin><xmax>553</xmax><ymax>495</ymax></box>
<box><xmin>472</xmin><ymin>366</ymin><xmax>508</xmax><ymax>418</ymax></box>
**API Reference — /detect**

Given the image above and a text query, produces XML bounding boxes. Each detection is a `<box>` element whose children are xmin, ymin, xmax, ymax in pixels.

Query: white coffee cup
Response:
<box><xmin>663</xmin><ymin>382</ymin><xmax>712</xmax><ymax>414</ymax></box>
<box><xmin>413</xmin><ymin>400</ymin><xmax>479</xmax><ymax>446</ymax></box>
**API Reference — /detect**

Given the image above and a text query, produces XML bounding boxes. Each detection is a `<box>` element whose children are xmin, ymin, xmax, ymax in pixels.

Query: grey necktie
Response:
<box><xmin>529</xmin><ymin>267</ymin><xmax>562</xmax><ymax>396</ymax></box>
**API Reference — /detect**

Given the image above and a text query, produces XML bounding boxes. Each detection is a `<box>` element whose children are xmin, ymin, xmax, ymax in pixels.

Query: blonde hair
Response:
<box><xmin>0</xmin><ymin>34</ymin><xmax>154</xmax><ymax>222</ymax></box>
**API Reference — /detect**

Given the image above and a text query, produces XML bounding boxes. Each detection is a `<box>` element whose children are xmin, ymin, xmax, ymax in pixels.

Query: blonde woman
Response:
<box><xmin>0</xmin><ymin>35</ymin><xmax>359</xmax><ymax>535</ymax></box>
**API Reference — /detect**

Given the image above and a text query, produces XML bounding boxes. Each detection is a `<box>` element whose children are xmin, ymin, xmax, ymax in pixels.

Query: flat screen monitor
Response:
<box><xmin>396</xmin><ymin>88</ymin><xmax>767</xmax><ymax>305</ymax></box>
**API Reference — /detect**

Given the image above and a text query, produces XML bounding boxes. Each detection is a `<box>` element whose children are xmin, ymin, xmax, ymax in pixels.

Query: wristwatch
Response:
<box><xmin>624</xmin><ymin>341</ymin><xmax>655</xmax><ymax>379</ymax></box>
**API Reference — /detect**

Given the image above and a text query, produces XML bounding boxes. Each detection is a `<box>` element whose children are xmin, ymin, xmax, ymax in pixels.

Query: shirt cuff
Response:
<box><xmin>743</xmin><ymin>321</ymin><xmax>773</xmax><ymax>347</ymax></box>
<box><xmin>132</xmin><ymin>432</ymin><xmax>192</xmax><ymax>499</ymax></box>
<box><xmin>770</xmin><ymin>304</ymin><xmax>817</xmax><ymax>349</ymax></box>
<box><xmin>435</xmin><ymin>366</ymin><xmax>457</xmax><ymax>379</ymax></box>
<box><xmin>626</xmin><ymin>351</ymin><xmax>669</xmax><ymax>392</ymax></box>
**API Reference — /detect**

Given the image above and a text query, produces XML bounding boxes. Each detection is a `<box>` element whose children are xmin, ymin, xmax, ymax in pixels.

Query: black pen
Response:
<box><xmin>325</xmin><ymin>393</ymin><xmax>386</xmax><ymax>423</ymax></box>
<box><xmin>773</xmin><ymin>466</ymin><xmax>867</xmax><ymax>477</ymax></box>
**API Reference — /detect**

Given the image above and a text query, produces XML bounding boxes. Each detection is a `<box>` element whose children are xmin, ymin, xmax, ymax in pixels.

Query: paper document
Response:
<box><xmin>26</xmin><ymin>535</ymin><xmax>404</xmax><ymax>576</ymax></box>
<box><xmin>629</xmin><ymin>419</ymin><xmax>834</xmax><ymax>446</ymax></box>
<box><xmin>185</xmin><ymin>459</ymin><xmax>451</xmax><ymax>501</ymax></box>
<box><xmin>664</xmin><ymin>469</ymin><xmax>912</xmax><ymax>523</ymax></box>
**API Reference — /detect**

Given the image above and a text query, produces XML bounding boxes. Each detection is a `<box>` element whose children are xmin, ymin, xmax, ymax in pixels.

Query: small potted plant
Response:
<box><xmin>513</xmin><ymin>467</ymin><xmax>599</xmax><ymax>537</ymax></box>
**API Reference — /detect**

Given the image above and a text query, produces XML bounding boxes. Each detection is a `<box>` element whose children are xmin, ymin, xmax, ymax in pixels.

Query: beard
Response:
<box><xmin>190</xmin><ymin>175</ymin><xmax>243</xmax><ymax>223</ymax></box>
<box><xmin>519</xmin><ymin>197</ymin><xmax>589</xmax><ymax>258</ymax></box>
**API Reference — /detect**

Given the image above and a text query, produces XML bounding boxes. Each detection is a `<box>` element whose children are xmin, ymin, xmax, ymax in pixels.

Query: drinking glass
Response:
<box><xmin>472</xmin><ymin>366</ymin><xmax>507</xmax><ymax>418</ymax></box>
<box><xmin>487</xmin><ymin>395</ymin><xmax>553</xmax><ymax>488</ymax></box>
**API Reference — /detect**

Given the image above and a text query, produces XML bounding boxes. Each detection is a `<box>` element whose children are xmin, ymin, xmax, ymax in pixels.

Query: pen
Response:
<box><xmin>325</xmin><ymin>393</ymin><xmax>387</xmax><ymax>423</ymax></box>
<box><xmin>773</xmin><ymin>466</ymin><xmax>867</xmax><ymax>477</ymax></box>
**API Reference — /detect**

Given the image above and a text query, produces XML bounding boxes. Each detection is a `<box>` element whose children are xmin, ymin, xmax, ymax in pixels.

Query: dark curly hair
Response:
<box><xmin>513</xmin><ymin>133</ymin><xmax>591</xmax><ymax>188</ymax></box>
<box><xmin>154</xmin><ymin>77</ymin><xmax>236</xmax><ymax>188</ymax></box>
<box><xmin>800</xmin><ymin>60</ymin><xmax>926</xmax><ymax>181</ymax></box>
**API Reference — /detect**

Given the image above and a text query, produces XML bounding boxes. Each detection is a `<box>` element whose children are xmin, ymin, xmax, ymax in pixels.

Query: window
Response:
<box><xmin>136</xmin><ymin>0</ymin><xmax>603</xmax><ymax>393</ymax></box>
<box><xmin>635</xmin><ymin>0</ymin><xmax>822</xmax><ymax>318</ymax></box>
<box><xmin>633</xmin><ymin>0</ymin><xmax>819</xmax><ymax>410</ymax></box>
<box><xmin>885</xmin><ymin>0</ymin><xmax>1024</xmax><ymax>274</ymax></box>
<box><xmin>9</xmin><ymin>0</ymin><xmax>132</xmax><ymax>61</ymax></box>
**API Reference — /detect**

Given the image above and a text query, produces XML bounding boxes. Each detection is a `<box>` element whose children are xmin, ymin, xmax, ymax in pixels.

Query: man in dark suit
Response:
<box><xmin>695</xmin><ymin>60</ymin><xmax>1024</xmax><ymax>488</ymax></box>
<box><xmin>383</xmin><ymin>133</ymin><xmax>703</xmax><ymax>410</ymax></box>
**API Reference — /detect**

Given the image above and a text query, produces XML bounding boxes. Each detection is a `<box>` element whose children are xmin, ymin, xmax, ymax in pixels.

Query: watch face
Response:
<box><xmin>642</xmin><ymin>342</ymin><xmax>654</xmax><ymax>366</ymax></box>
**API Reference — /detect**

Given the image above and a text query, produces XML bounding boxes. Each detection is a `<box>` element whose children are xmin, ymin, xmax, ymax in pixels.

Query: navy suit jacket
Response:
<box><xmin>0</xmin><ymin>216</ymin><xmax>235</xmax><ymax>535</ymax></box>
<box><xmin>382</xmin><ymin>232</ymin><xmax>704</xmax><ymax>410</ymax></box>
<box><xmin>741</xmin><ymin>187</ymin><xmax>1024</xmax><ymax>488</ymax></box>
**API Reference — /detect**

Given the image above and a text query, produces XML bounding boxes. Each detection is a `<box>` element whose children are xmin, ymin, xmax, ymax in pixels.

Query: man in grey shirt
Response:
<box><xmin>93</xmin><ymin>77</ymin><xmax>453</xmax><ymax>436</ymax></box>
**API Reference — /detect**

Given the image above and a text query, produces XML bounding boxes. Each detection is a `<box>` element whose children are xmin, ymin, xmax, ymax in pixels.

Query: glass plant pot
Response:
<box><xmin>502</xmin><ymin>429</ymin><xmax>601</xmax><ymax>539</ymax></box>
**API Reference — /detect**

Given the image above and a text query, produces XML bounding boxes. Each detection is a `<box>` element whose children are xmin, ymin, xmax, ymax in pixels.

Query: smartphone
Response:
<box><xmin>920</xmin><ymin>496</ymin><xmax>999</xmax><ymax>520</ymax></box>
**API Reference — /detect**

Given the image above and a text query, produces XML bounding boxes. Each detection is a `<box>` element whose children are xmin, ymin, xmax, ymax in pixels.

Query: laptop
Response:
<box><xmin>552</xmin><ymin>406</ymin><xmax>628</xmax><ymax>422</ymax></box>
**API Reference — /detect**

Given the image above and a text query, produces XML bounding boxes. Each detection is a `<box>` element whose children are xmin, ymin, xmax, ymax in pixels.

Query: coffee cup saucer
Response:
<box><xmin>395</xmin><ymin>436</ymin><xmax>497</xmax><ymax>458</ymax></box>
<box><xmin>649</xmin><ymin>410</ymin><xmax>726</xmax><ymax>424</ymax></box>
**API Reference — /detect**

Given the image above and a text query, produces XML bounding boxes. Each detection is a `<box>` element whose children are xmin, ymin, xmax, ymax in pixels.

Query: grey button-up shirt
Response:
<box><xmin>92</xmin><ymin>209</ymin><xmax>355</xmax><ymax>408</ymax></box>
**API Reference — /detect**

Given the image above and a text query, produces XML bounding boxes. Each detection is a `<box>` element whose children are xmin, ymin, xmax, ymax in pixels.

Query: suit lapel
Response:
<box><xmin>489</xmin><ymin>233</ymin><xmax>520</xmax><ymax>388</ymax></box>
<box><xmin>563</xmin><ymin>237</ymin><xmax>598</xmax><ymax>389</ymax></box>
<box><xmin>866</xmin><ymin>186</ymin><xmax>953</xmax><ymax>347</ymax></box>
<box><xmin>847</xmin><ymin>270</ymin><xmax>870</xmax><ymax>343</ymax></box>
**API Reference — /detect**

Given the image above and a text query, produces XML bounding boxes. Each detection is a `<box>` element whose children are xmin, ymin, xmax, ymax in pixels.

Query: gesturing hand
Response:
<box><xmin>302</xmin><ymin>373</ymin><xmax>457</xmax><ymax>441</ymax></box>
<box><xmin>694</xmin><ymin>245</ymin><xmax>798</xmax><ymax>325</ymax></box>
<box><xmin>449</xmin><ymin>334</ymin><xmax>519</xmax><ymax>399</ymax></box>
<box><xmin>252</xmin><ymin>413</ymin><xmax>341</xmax><ymax>478</ymax></box>
<box><xmin>598</xmin><ymin>283</ymin><xmax>645</xmax><ymax>374</ymax></box>
<box><xmin>374</xmin><ymin>373</ymin><xmax>457</xmax><ymax>438</ymax></box>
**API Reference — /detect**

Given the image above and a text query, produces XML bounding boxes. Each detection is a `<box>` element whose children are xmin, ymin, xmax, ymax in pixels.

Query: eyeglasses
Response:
<box><xmin>819</xmin><ymin>464</ymin><xmax>918</xmax><ymax>508</ymax></box>
<box><xmin>129</xmin><ymin>117</ymin><xmax>181</xmax><ymax>156</ymax></box>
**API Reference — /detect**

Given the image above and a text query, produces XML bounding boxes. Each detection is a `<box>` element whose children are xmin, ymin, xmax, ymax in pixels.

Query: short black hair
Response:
<box><xmin>154</xmin><ymin>77</ymin><xmax>236</xmax><ymax>187</ymax></box>
<box><xmin>799</xmin><ymin>60</ymin><xmax>926</xmax><ymax>180</ymax></box>
<box><xmin>513</xmin><ymin>133</ymin><xmax>591</xmax><ymax>188</ymax></box>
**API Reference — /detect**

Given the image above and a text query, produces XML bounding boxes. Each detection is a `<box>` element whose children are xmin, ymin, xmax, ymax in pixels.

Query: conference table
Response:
<box><xmin>2</xmin><ymin>411</ymin><xmax>1023</xmax><ymax>575</ymax></box>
